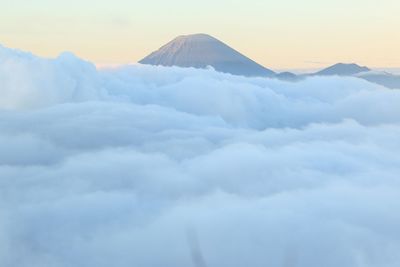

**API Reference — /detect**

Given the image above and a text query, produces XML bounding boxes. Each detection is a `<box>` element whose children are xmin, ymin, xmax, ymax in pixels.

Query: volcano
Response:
<box><xmin>139</xmin><ymin>33</ymin><xmax>275</xmax><ymax>77</ymax></box>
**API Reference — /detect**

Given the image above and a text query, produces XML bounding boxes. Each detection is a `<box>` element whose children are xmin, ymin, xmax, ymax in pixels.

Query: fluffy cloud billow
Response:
<box><xmin>0</xmin><ymin>45</ymin><xmax>400</xmax><ymax>267</ymax></box>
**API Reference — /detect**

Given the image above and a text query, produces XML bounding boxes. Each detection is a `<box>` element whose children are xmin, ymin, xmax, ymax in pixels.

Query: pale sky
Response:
<box><xmin>1</xmin><ymin>0</ymin><xmax>400</xmax><ymax>69</ymax></box>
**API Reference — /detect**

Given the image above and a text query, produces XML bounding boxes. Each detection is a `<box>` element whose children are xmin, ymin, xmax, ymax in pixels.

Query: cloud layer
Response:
<box><xmin>1</xmin><ymin>45</ymin><xmax>400</xmax><ymax>267</ymax></box>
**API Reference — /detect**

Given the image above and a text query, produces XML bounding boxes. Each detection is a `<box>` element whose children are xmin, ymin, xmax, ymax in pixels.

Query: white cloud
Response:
<box><xmin>1</xmin><ymin>45</ymin><xmax>400</xmax><ymax>267</ymax></box>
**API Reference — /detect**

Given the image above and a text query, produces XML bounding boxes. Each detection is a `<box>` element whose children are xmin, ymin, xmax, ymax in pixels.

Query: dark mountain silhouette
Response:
<box><xmin>314</xmin><ymin>63</ymin><xmax>370</xmax><ymax>76</ymax></box>
<box><xmin>308</xmin><ymin>63</ymin><xmax>399</xmax><ymax>89</ymax></box>
<box><xmin>276</xmin><ymin>72</ymin><xmax>300</xmax><ymax>81</ymax></box>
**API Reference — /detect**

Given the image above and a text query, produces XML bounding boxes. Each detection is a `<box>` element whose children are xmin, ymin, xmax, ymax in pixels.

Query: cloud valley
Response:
<box><xmin>0</xmin><ymin>45</ymin><xmax>400</xmax><ymax>267</ymax></box>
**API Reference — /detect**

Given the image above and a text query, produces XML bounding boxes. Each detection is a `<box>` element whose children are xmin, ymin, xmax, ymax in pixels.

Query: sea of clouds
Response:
<box><xmin>1</xmin><ymin>44</ymin><xmax>400</xmax><ymax>267</ymax></box>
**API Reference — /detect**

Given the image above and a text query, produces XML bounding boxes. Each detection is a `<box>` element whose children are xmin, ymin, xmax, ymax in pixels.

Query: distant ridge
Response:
<box><xmin>310</xmin><ymin>63</ymin><xmax>400</xmax><ymax>89</ymax></box>
<box><xmin>139</xmin><ymin>36</ymin><xmax>400</xmax><ymax>89</ymax></box>
<box><xmin>315</xmin><ymin>63</ymin><xmax>370</xmax><ymax>76</ymax></box>
<box><xmin>139</xmin><ymin>34</ymin><xmax>275</xmax><ymax>77</ymax></box>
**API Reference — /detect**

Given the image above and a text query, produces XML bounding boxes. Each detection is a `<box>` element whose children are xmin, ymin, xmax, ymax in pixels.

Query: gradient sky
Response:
<box><xmin>1</xmin><ymin>0</ymin><xmax>400</xmax><ymax>69</ymax></box>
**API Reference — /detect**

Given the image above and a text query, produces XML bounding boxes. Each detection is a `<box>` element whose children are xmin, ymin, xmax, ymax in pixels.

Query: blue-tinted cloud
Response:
<box><xmin>0</xmin><ymin>45</ymin><xmax>400</xmax><ymax>267</ymax></box>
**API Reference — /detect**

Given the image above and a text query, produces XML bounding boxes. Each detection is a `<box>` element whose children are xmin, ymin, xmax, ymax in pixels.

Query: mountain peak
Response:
<box><xmin>174</xmin><ymin>33</ymin><xmax>216</xmax><ymax>41</ymax></box>
<box><xmin>139</xmin><ymin>34</ymin><xmax>275</xmax><ymax>77</ymax></box>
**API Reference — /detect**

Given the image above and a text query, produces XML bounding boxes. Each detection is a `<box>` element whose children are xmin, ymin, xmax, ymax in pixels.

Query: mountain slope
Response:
<box><xmin>356</xmin><ymin>72</ymin><xmax>400</xmax><ymax>89</ymax></box>
<box><xmin>139</xmin><ymin>34</ymin><xmax>275</xmax><ymax>77</ymax></box>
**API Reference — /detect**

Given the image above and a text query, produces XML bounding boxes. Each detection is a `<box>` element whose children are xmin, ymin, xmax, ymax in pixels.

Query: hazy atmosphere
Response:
<box><xmin>1</xmin><ymin>1</ymin><xmax>400</xmax><ymax>267</ymax></box>
<box><xmin>2</xmin><ymin>0</ymin><xmax>400</xmax><ymax>68</ymax></box>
